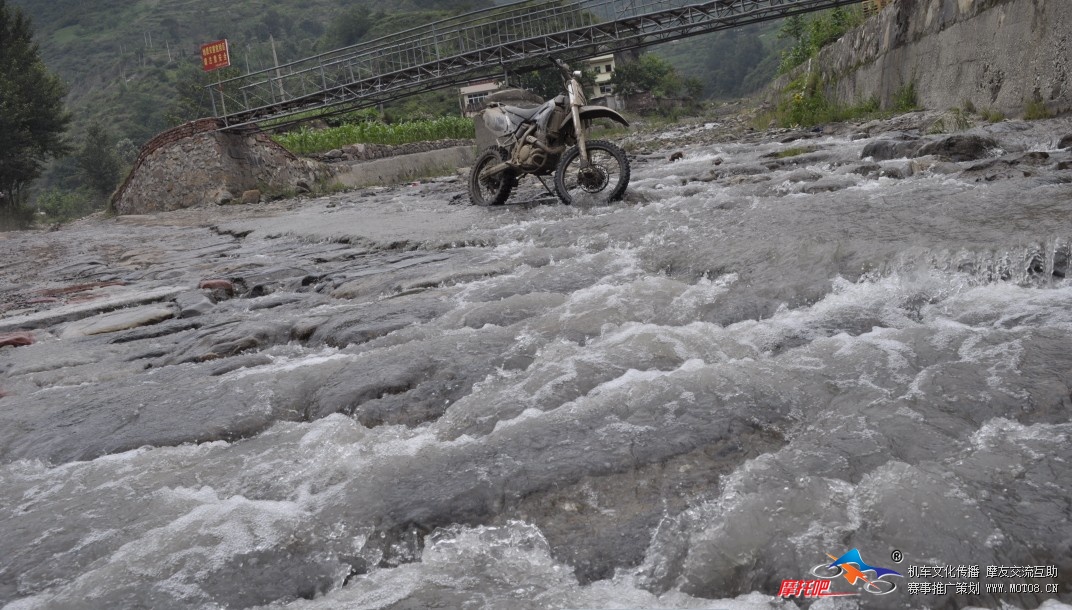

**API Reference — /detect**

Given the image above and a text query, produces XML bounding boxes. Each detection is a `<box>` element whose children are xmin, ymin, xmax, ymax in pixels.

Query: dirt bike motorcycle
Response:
<box><xmin>468</xmin><ymin>58</ymin><xmax>631</xmax><ymax>206</ymax></box>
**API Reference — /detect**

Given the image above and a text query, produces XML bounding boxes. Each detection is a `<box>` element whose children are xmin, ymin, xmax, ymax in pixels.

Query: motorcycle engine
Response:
<box><xmin>515</xmin><ymin>142</ymin><xmax>546</xmax><ymax>172</ymax></box>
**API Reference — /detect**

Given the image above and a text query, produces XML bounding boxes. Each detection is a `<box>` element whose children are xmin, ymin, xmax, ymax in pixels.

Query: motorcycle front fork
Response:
<box><xmin>570</xmin><ymin>103</ymin><xmax>590</xmax><ymax>167</ymax></box>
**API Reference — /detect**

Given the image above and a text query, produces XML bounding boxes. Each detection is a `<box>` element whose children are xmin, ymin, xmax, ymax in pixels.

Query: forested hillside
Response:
<box><xmin>653</xmin><ymin>23</ymin><xmax>786</xmax><ymax>100</ymax></box>
<box><xmin>5</xmin><ymin>0</ymin><xmax>807</xmax><ymax>224</ymax></box>
<box><xmin>10</xmin><ymin>0</ymin><xmax>494</xmax><ymax>144</ymax></box>
<box><xmin>12</xmin><ymin>0</ymin><xmax>798</xmax><ymax>148</ymax></box>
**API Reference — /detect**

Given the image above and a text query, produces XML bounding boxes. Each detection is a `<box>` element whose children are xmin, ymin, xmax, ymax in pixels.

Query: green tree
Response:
<box><xmin>513</xmin><ymin>64</ymin><xmax>596</xmax><ymax>100</ymax></box>
<box><xmin>115</xmin><ymin>138</ymin><xmax>139</xmax><ymax>165</ymax></box>
<box><xmin>36</xmin><ymin>187</ymin><xmax>95</xmax><ymax>222</ymax></box>
<box><xmin>77</xmin><ymin>121</ymin><xmax>122</xmax><ymax>198</ymax></box>
<box><xmin>777</xmin><ymin>8</ymin><xmax>863</xmax><ymax>74</ymax></box>
<box><xmin>610</xmin><ymin>54</ymin><xmax>684</xmax><ymax>97</ymax></box>
<box><xmin>684</xmin><ymin>77</ymin><xmax>704</xmax><ymax>100</ymax></box>
<box><xmin>258</xmin><ymin>8</ymin><xmax>289</xmax><ymax>38</ymax></box>
<box><xmin>164</xmin><ymin>60</ymin><xmax>239</xmax><ymax>127</ymax></box>
<box><xmin>362</xmin><ymin>10</ymin><xmax>449</xmax><ymax>41</ymax></box>
<box><xmin>0</xmin><ymin>0</ymin><xmax>70</xmax><ymax>207</ymax></box>
<box><xmin>649</xmin><ymin>24</ymin><xmax>780</xmax><ymax>100</ymax></box>
<box><xmin>700</xmin><ymin>28</ymin><xmax>766</xmax><ymax>97</ymax></box>
<box><xmin>324</xmin><ymin>7</ymin><xmax>376</xmax><ymax>48</ymax></box>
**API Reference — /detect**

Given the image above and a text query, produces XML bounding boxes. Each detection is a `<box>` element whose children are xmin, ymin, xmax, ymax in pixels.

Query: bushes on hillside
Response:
<box><xmin>777</xmin><ymin>8</ymin><xmax>866</xmax><ymax>74</ymax></box>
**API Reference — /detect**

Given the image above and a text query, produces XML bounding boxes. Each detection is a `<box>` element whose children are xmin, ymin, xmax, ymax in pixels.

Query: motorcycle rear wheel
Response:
<box><xmin>469</xmin><ymin>147</ymin><xmax>516</xmax><ymax>206</ymax></box>
<box><xmin>553</xmin><ymin>140</ymin><xmax>630</xmax><ymax>205</ymax></box>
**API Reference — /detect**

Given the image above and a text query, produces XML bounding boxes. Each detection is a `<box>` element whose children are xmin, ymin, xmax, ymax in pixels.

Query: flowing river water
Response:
<box><xmin>1</xmin><ymin>112</ymin><xmax>1071</xmax><ymax>609</ymax></box>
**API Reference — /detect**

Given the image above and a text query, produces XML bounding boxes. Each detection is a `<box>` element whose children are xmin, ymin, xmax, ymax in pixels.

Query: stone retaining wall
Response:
<box><xmin>110</xmin><ymin>118</ymin><xmax>220</xmax><ymax>213</ymax></box>
<box><xmin>111</xmin><ymin>126</ymin><xmax>476</xmax><ymax>215</ymax></box>
<box><xmin>775</xmin><ymin>0</ymin><xmax>1071</xmax><ymax>117</ymax></box>
<box><xmin>111</xmin><ymin>120</ymin><xmax>321</xmax><ymax>215</ymax></box>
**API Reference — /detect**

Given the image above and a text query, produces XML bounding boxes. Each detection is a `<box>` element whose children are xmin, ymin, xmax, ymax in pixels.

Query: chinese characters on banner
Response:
<box><xmin>201</xmin><ymin>40</ymin><xmax>230</xmax><ymax>72</ymax></box>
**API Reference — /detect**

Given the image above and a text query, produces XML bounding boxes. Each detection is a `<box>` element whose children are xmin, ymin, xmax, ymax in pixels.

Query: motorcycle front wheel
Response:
<box><xmin>469</xmin><ymin>147</ymin><xmax>516</xmax><ymax>206</ymax></box>
<box><xmin>553</xmin><ymin>140</ymin><xmax>630</xmax><ymax>205</ymax></box>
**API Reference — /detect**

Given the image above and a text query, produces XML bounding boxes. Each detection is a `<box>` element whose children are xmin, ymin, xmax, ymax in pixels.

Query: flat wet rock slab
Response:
<box><xmin>2</xmin><ymin>113</ymin><xmax>1072</xmax><ymax>609</ymax></box>
<box><xmin>0</xmin><ymin>286</ymin><xmax>186</xmax><ymax>333</ymax></box>
<box><xmin>211</xmin><ymin>183</ymin><xmax>496</xmax><ymax>248</ymax></box>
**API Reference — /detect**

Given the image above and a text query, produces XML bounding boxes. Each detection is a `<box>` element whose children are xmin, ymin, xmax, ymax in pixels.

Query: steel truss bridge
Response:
<box><xmin>208</xmin><ymin>0</ymin><xmax>866</xmax><ymax>131</ymax></box>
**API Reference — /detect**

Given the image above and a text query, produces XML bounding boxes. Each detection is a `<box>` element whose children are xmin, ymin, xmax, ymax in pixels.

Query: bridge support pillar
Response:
<box><xmin>111</xmin><ymin>119</ymin><xmax>323</xmax><ymax>215</ymax></box>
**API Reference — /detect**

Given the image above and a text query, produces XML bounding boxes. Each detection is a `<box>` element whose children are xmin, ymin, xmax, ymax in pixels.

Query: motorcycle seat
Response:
<box><xmin>502</xmin><ymin>105</ymin><xmax>544</xmax><ymax>121</ymax></box>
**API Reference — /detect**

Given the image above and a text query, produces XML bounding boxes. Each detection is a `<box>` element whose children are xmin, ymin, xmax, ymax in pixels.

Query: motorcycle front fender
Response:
<box><xmin>560</xmin><ymin>106</ymin><xmax>630</xmax><ymax>133</ymax></box>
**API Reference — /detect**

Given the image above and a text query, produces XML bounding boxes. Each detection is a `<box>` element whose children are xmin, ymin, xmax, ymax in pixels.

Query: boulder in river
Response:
<box><xmin>240</xmin><ymin>189</ymin><xmax>262</xmax><ymax>204</ymax></box>
<box><xmin>914</xmin><ymin>134</ymin><xmax>999</xmax><ymax>161</ymax></box>
<box><xmin>199</xmin><ymin>279</ymin><xmax>236</xmax><ymax>301</ymax></box>
<box><xmin>860</xmin><ymin>139</ymin><xmax>920</xmax><ymax>160</ymax></box>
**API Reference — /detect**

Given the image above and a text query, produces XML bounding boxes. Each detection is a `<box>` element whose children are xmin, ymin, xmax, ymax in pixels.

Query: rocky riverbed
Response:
<box><xmin>2</xmin><ymin>111</ymin><xmax>1072</xmax><ymax>609</ymax></box>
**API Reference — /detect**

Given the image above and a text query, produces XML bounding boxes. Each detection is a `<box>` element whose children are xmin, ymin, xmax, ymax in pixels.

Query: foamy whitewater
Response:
<box><xmin>1</xmin><ymin>115</ymin><xmax>1071</xmax><ymax>609</ymax></box>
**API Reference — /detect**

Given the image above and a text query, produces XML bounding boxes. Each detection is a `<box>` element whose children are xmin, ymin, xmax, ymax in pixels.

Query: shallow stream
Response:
<box><xmin>2</xmin><ymin>114</ymin><xmax>1071</xmax><ymax>609</ymax></box>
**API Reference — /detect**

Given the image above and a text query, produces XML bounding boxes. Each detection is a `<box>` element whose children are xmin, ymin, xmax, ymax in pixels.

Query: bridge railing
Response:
<box><xmin>208</xmin><ymin>0</ymin><xmax>861</xmax><ymax>129</ymax></box>
<box><xmin>208</xmin><ymin>0</ymin><xmax>701</xmax><ymax>126</ymax></box>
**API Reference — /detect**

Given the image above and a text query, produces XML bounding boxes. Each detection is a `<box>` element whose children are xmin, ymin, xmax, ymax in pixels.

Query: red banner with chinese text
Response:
<box><xmin>200</xmin><ymin>40</ymin><xmax>230</xmax><ymax>72</ymax></box>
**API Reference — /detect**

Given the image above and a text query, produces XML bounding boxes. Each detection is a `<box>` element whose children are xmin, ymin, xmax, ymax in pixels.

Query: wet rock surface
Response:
<box><xmin>0</xmin><ymin>332</ymin><xmax>35</xmax><ymax>347</ymax></box>
<box><xmin>2</xmin><ymin>111</ymin><xmax>1072</xmax><ymax>609</ymax></box>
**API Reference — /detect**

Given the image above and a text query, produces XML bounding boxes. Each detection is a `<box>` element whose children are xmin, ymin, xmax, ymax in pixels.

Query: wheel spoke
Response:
<box><xmin>469</xmin><ymin>147</ymin><xmax>515</xmax><ymax>206</ymax></box>
<box><xmin>554</xmin><ymin>141</ymin><xmax>630</xmax><ymax>205</ymax></box>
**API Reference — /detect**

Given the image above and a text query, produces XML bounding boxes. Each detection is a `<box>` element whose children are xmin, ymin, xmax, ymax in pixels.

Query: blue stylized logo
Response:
<box><xmin>810</xmin><ymin>548</ymin><xmax>904</xmax><ymax>595</ymax></box>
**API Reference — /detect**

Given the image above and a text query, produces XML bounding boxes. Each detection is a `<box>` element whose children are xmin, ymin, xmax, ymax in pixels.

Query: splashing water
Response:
<box><xmin>2</xmin><ymin>116</ymin><xmax>1072</xmax><ymax>609</ymax></box>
